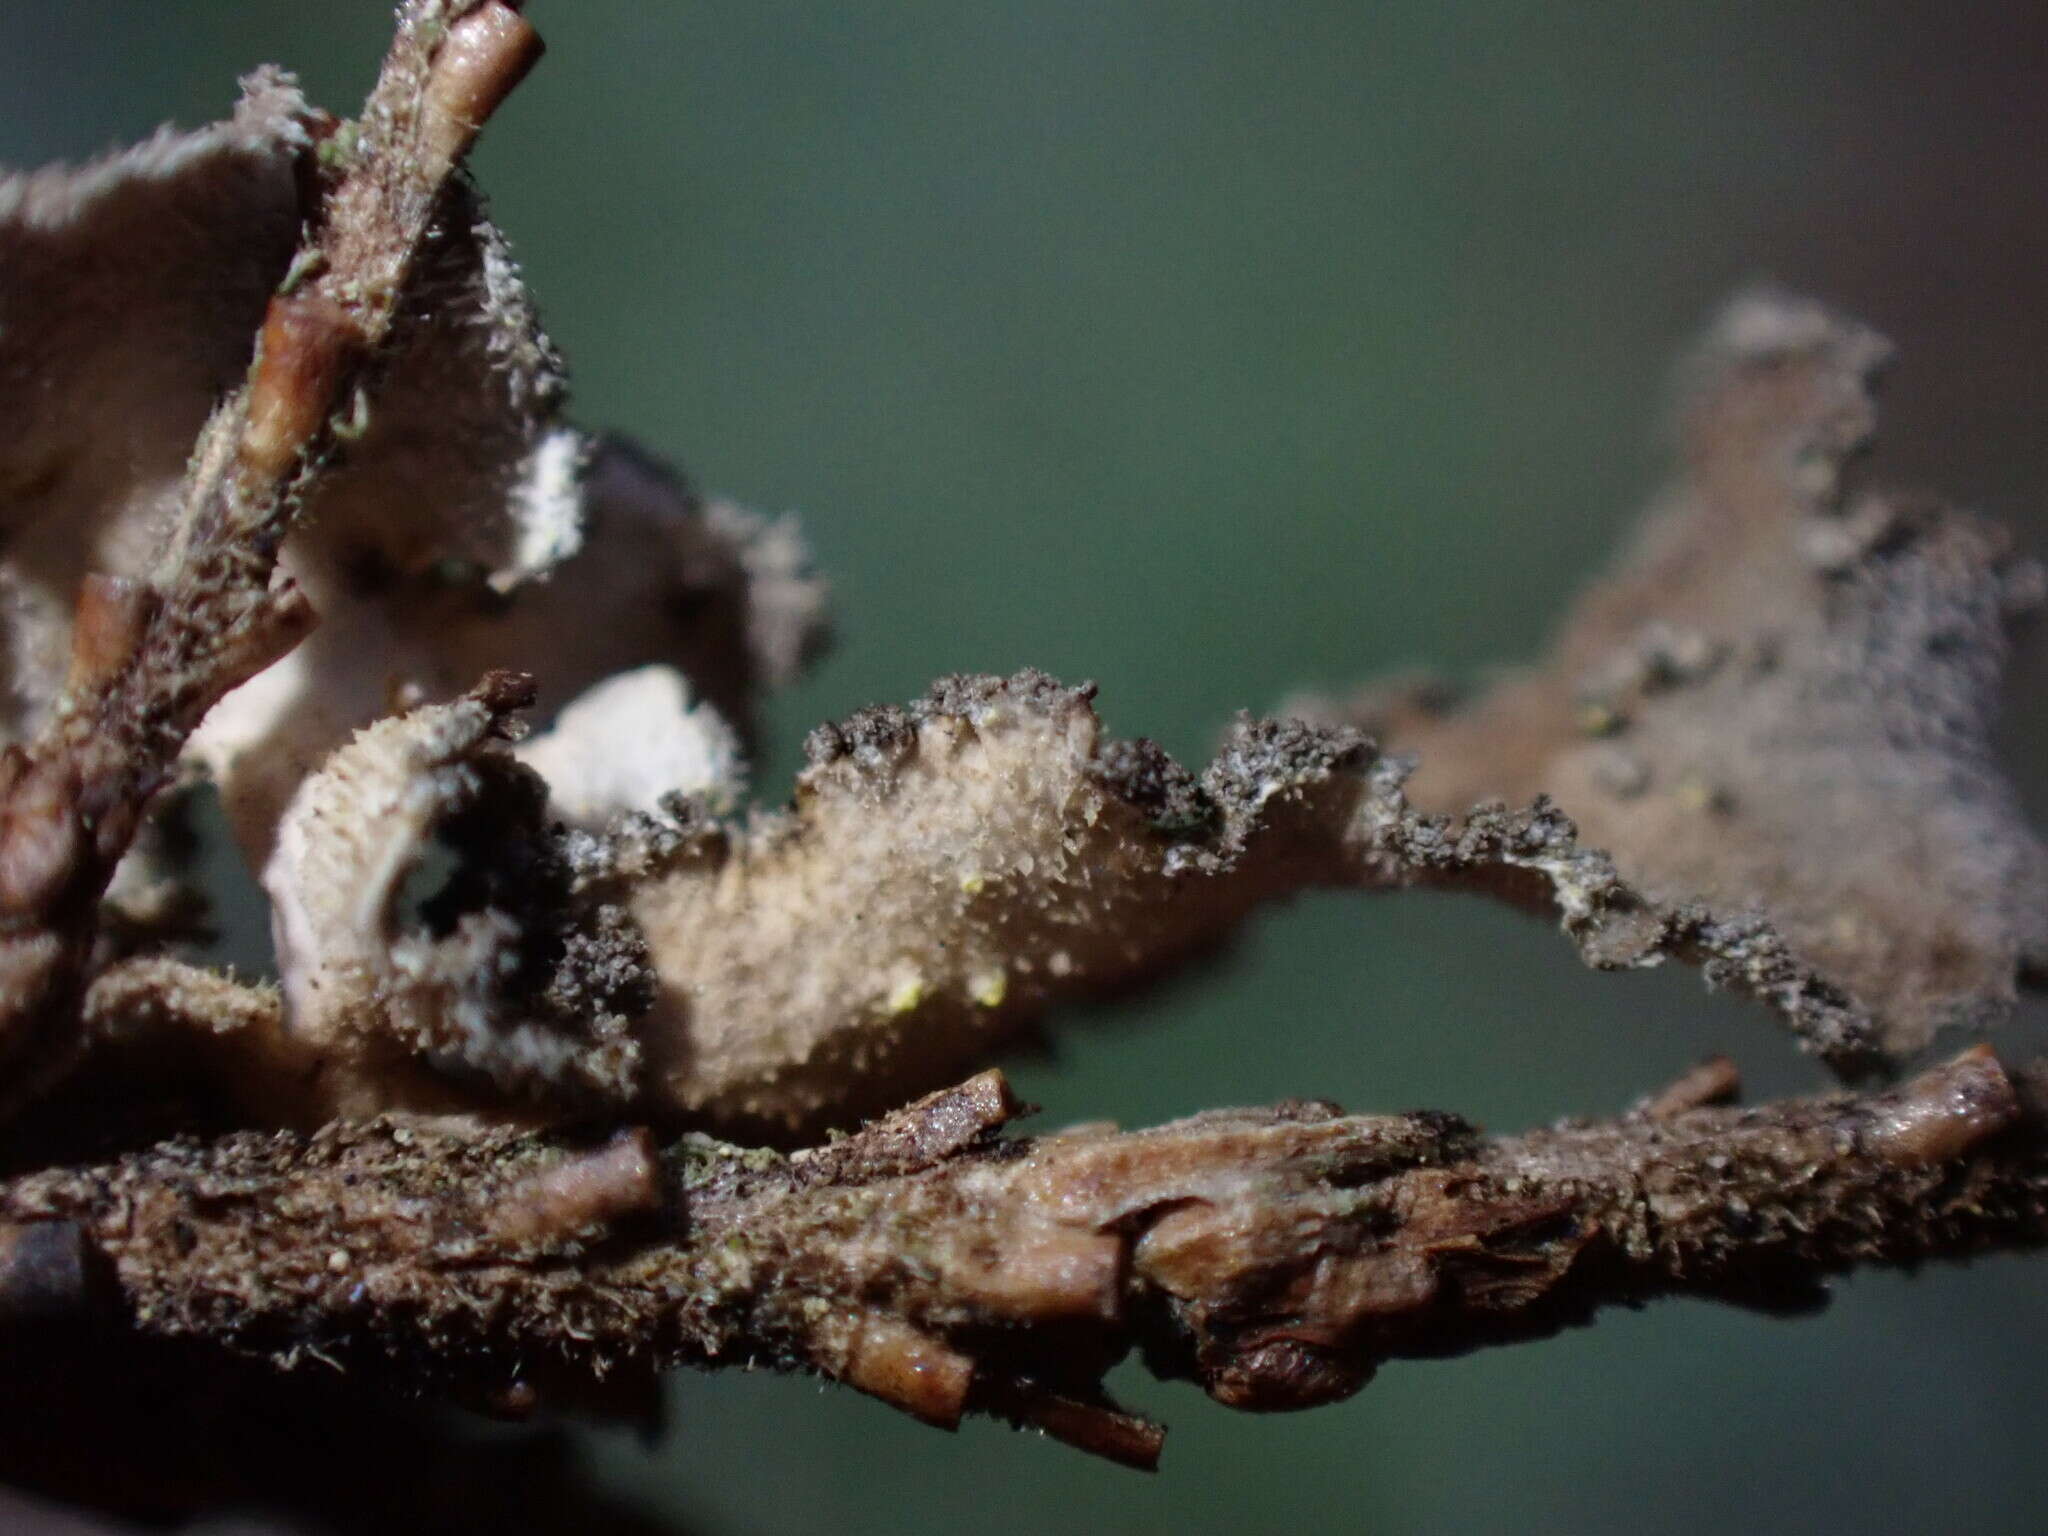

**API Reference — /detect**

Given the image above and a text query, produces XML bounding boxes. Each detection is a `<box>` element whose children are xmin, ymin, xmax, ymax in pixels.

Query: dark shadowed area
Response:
<box><xmin>2</xmin><ymin>4</ymin><xmax>2044</xmax><ymax>1533</ymax></box>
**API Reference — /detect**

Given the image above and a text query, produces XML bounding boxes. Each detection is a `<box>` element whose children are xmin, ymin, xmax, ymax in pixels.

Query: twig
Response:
<box><xmin>4</xmin><ymin>1049</ymin><xmax>2040</xmax><ymax>1470</ymax></box>
<box><xmin>0</xmin><ymin>1</ymin><xmax>541</xmax><ymax>1104</ymax></box>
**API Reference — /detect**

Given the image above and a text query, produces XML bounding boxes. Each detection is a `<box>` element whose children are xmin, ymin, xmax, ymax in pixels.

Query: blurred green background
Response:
<box><xmin>5</xmin><ymin>4</ymin><xmax>2048</xmax><ymax>1533</ymax></box>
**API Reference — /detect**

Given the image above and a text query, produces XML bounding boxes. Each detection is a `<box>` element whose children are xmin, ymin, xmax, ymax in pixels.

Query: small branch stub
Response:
<box><xmin>419</xmin><ymin>2</ymin><xmax>544</xmax><ymax>170</ymax></box>
<box><xmin>0</xmin><ymin>1221</ymin><xmax>107</xmax><ymax>1326</ymax></box>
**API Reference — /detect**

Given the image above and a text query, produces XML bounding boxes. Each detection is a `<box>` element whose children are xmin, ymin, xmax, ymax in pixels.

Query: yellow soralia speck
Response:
<box><xmin>885</xmin><ymin>976</ymin><xmax>928</xmax><ymax>1015</ymax></box>
<box><xmin>959</xmin><ymin>870</ymin><xmax>986</xmax><ymax>895</ymax></box>
<box><xmin>1575</xmin><ymin>701</ymin><xmax>1621</xmax><ymax>737</ymax></box>
<box><xmin>969</xmin><ymin>967</ymin><xmax>1007</xmax><ymax>1008</ymax></box>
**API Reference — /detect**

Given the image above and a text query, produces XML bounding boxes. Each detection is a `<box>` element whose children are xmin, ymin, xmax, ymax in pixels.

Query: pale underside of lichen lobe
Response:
<box><xmin>258</xmin><ymin>679</ymin><xmax>652</xmax><ymax>1126</ymax></box>
<box><xmin>234</xmin><ymin>661</ymin><xmax>1873</xmax><ymax>1140</ymax></box>
<box><xmin>197</xmin><ymin>443</ymin><xmax>826</xmax><ymax>866</ymax></box>
<box><xmin>625</xmin><ymin>673</ymin><xmax>1341</xmax><ymax>1133</ymax></box>
<box><xmin>250</xmin><ymin>666</ymin><xmax>1377</xmax><ymax>1136</ymax></box>
<box><xmin>618</xmin><ymin>669</ymin><xmax>1876</xmax><ymax>1137</ymax></box>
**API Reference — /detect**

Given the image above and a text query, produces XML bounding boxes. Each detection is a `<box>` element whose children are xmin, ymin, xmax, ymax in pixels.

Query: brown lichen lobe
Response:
<box><xmin>1298</xmin><ymin>290</ymin><xmax>2048</xmax><ymax>1061</ymax></box>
